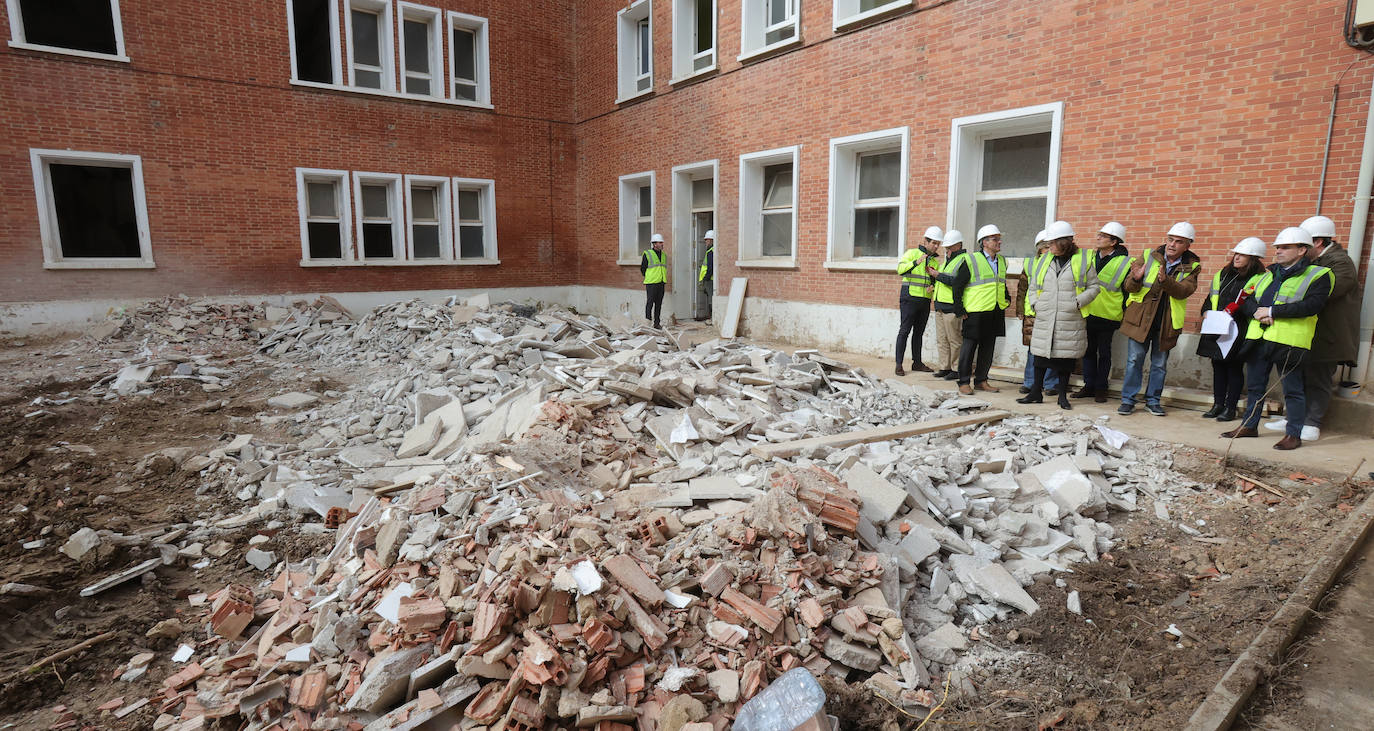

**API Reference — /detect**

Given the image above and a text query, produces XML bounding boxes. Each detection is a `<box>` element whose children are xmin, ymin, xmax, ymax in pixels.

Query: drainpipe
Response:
<box><xmin>1354</xmin><ymin>73</ymin><xmax>1374</xmax><ymax>385</ymax></box>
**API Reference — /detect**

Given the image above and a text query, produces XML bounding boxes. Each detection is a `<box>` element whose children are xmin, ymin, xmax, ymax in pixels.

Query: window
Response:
<box><xmin>673</xmin><ymin>0</ymin><xmax>715</xmax><ymax>80</ymax></box>
<box><xmin>288</xmin><ymin>0</ymin><xmax>340</xmax><ymax>83</ymax></box>
<box><xmin>827</xmin><ymin>127</ymin><xmax>909</xmax><ymax>267</ymax></box>
<box><xmin>453</xmin><ymin>178</ymin><xmax>498</xmax><ymax>261</ymax></box>
<box><xmin>738</xmin><ymin>146</ymin><xmax>799</xmax><ymax>263</ymax></box>
<box><xmin>447</xmin><ymin>12</ymin><xmax>490</xmax><ymax>104</ymax></box>
<box><xmin>7</xmin><ymin>0</ymin><xmax>127</xmax><ymax>61</ymax></box>
<box><xmin>947</xmin><ymin>103</ymin><xmax>1063</xmax><ymax>261</ymax></box>
<box><xmin>616</xmin><ymin>0</ymin><xmax>653</xmax><ymax>102</ymax></box>
<box><xmin>30</xmin><ymin>150</ymin><xmax>152</xmax><ymax>269</ymax></box>
<box><xmin>398</xmin><ymin>3</ymin><xmax>442</xmax><ymax>97</ymax></box>
<box><xmin>347</xmin><ymin>0</ymin><xmax>394</xmax><ymax>91</ymax></box>
<box><xmin>740</xmin><ymin>0</ymin><xmax>799</xmax><ymax>59</ymax></box>
<box><xmin>833</xmin><ymin>0</ymin><xmax>911</xmax><ymax>30</ymax></box>
<box><xmin>296</xmin><ymin>169</ymin><xmax>352</xmax><ymax>261</ymax></box>
<box><xmin>405</xmin><ymin>175</ymin><xmax>451</xmax><ymax>259</ymax></box>
<box><xmin>618</xmin><ymin>171</ymin><xmax>655</xmax><ymax>263</ymax></box>
<box><xmin>352</xmin><ymin>173</ymin><xmax>403</xmax><ymax>260</ymax></box>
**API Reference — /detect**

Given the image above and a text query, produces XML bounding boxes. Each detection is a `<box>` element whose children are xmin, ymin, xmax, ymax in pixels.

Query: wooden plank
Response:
<box><xmin>720</xmin><ymin>277</ymin><xmax>748</xmax><ymax>338</ymax></box>
<box><xmin>749</xmin><ymin>410</ymin><xmax>1012</xmax><ymax>459</ymax></box>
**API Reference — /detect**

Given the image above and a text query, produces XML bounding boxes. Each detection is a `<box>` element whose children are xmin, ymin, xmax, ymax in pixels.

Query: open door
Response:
<box><xmin>671</xmin><ymin>162</ymin><xmax>717</xmax><ymax>323</ymax></box>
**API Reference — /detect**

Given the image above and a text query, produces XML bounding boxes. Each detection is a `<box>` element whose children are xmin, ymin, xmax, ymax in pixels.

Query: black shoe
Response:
<box><xmin>1016</xmin><ymin>392</ymin><xmax>1043</xmax><ymax>404</ymax></box>
<box><xmin>1018</xmin><ymin>386</ymin><xmax>1031</xmax><ymax>394</ymax></box>
<box><xmin>894</xmin><ymin>365</ymin><xmax>905</xmax><ymax>376</ymax></box>
<box><xmin>1058</xmin><ymin>393</ymin><xmax>1072</xmax><ymax>410</ymax></box>
<box><xmin>1201</xmin><ymin>404</ymin><xmax>1223</xmax><ymax>419</ymax></box>
<box><xmin>933</xmin><ymin>369</ymin><xmax>951</xmax><ymax>378</ymax></box>
<box><xmin>1071</xmin><ymin>387</ymin><xmax>1094</xmax><ymax>399</ymax></box>
<box><xmin>1215</xmin><ymin>407</ymin><xmax>1238</xmax><ymax>422</ymax></box>
<box><xmin>1045</xmin><ymin>387</ymin><xmax>1059</xmax><ymax>396</ymax></box>
<box><xmin>1094</xmin><ymin>390</ymin><xmax>1109</xmax><ymax>403</ymax></box>
<box><xmin>942</xmin><ymin>372</ymin><xmax>959</xmax><ymax>381</ymax></box>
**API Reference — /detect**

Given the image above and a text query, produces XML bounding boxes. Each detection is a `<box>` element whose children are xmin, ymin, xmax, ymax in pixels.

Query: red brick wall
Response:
<box><xmin>0</xmin><ymin>0</ymin><xmax>577</xmax><ymax>302</ymax></box>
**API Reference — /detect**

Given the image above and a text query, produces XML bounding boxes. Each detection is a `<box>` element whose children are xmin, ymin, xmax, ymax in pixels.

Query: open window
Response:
<box><xmin>738</xmin><ymin>146</ymin><xmax>799</xmax><ymax>265</ymax></box>
<box><xmin>452</xmin><ymin>178</ymin><xmax>498</xmax><ymax>262</ymax></box>
<box><xmin>618</xmin><ymin>171</ymin><xmax>655</xmax><ymax>263</ymax></box>
<box><xmin>827</xmin><ymin>127</ymin><xmax>909</xmax><ymax>267</ymax></box>
<box><xmin>347</xmin><ymin>0</ymin><xmax>394</xmax><ymax>91</ymax></box>
<box><xmin>447</xmin><ymin>11</ymin><xmax>490</xmax><ymax>104</ymax></box>
<box><xmin>352</xmin><ymin>172</ymin><xmax>403</xmax><ymax>260</ymax></box>
<box><xmin>398</xmin><ymin>2</ymin><xmax>442</xmax><ymax>98</ymax></box>
<box><xmin>740</xmin><ymin>0</ymin><xmax>799</xmax><ymax>60</ymax></box>
<box><xmin>7</xmin><ymin>0</ymin><xmax>127</xmax><ymax>61</ymax></box>
<box><xmin>287</xmin><ymin>0</ymin><xmax>340</xmax><ymax>84</ymax></box>
<box><xmin>617</xmin><ymin>0</ymin><xmax>653</xmax><ymax>102</ymax></box>
<box><xmin>296</xmin><ymin>168</ymin><xmax>353</xmax><ymax>263</ymax></box>
<box><xmin>833</xmin><ymin>0</ymin><xmax>911</xmax><ymax>30</ymax></box>
<box><xmin>673</xmin><ymin>0</ymin><xmax>715</xmax><ymax>80</ymax></box>
<box><xmin>30</xmin><ymin>149</ymin><xmax>152</xmax><ymax>269</ymax></box>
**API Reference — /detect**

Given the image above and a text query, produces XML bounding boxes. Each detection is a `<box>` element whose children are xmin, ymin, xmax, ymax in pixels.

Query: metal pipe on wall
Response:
<box><xmin>1318</xmin><ymin>85</ymin><xmax>1339</xmax><ymax>215</ymax></box>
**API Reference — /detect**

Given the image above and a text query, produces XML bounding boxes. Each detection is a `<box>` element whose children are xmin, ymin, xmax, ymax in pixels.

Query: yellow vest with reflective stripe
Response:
<box><xmin>934</xmin><ymin>252</ymin><xmax>967</xmax><ymax>305</ymax></box>
<box><xmin>643</xmin><ymin>249</ymin><xmax>666</xmax><ymax>284</ymax></box>
<box><xmin>1083</xmin><ymin>251</ymin><xmax>1133</xmax><ymax>322</ymax></box>
<box><xmin>698</xmin><ymin>246</ymin><xmax>713</xmax><ymax>282</ymax></box>
<box><xmin>1028</xmin><ymin>250</ymin><xmax>1093</xmax><ymax>317</ymax></box>
<box><xmin>1206</xmin><ymin>269</ymin><xmax>1266</xmax><ymax>311</ymax></box>
<box><xmin>1124</xmin><ymin>256</ymin><xmax>1200</xmax><ymax>330</ymax></box>
<box><xmin>898</xmin><ymin>247</ymin><xmax>935</xmax><ymax>298</ymax></box>
<box><xmin>963</xmin><ymin>252</ymin><xmax>1009</xmax><ymax>312</ymax></box>
<box><xmin>1243</xmin><ymin>265</ymin><xmax>1334</xmax><ymax>349</ymax></box>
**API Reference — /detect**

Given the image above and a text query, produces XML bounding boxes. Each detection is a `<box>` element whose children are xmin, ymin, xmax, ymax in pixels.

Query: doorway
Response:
<box><xmin>671</xmin><ymin>161</ymin><xmax>718</xmax><ymax>322</ymax></box>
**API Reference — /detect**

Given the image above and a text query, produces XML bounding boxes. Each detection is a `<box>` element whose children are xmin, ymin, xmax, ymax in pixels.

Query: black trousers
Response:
<box><xmin>1210</xmin><ymin>358</ymin><xmax>1245</xmax><ymax>410</ymax></box>
<box><xmin>958</xmin><ymin>331</ymin><xmax>998</xmax><ymax>385</ymax></box>
<box><xmin>644</xmin><ymin>282</ymin><xmax>665</xmax><ymax>326</ymax></box>
<box><xmin>1081</xmin><ymin>327</ymin><xmax>1116</xmax><ymax>391</ymax></box>
<box><xmin>896</xmin><ymin>298</ymin><xmax>930</xmax><ymax>366</ymax></box>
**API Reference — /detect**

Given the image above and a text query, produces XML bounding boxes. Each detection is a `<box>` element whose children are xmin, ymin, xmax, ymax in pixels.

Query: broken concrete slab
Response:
<box><xmin>267</xmin><ymin>392</ymin><xmax>319</xmax><ymax>410</ymax></box>
<box><xmin>396</xmin><ymin>418</ymin><xmax>443</xmax><ymax>459</ymax></box>
<box><xmin>1025</xmin><ymin>455</ymin><xmax>1094</xmax><ymax>514</ymax></box>
<box><xmin>60</xmin><ymin>527</ymin><xmax>101</xmax><ymax>561</ymax></box>
<box><xmin>845</xmin><ymin>463</ymin><xmax>908</xmax><ymax>524</ymax></box>
<box><xmin>346</xmin><ymin>645</ymin><xmax>432</xmax><ymax>713</ymax></box>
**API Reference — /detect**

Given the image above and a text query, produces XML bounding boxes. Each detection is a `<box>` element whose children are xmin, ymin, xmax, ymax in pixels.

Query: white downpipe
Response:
<box><xmin>1350</xmin><ymin>74</ymin><xmax>1374</xmax><ymax>385</ymax></box>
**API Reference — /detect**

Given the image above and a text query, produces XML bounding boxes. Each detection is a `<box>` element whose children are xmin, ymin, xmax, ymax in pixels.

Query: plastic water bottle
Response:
<box><xmin>731</xmin><ymin>668</ymin><xmax>827</xmax><ymax>731</ymax></box>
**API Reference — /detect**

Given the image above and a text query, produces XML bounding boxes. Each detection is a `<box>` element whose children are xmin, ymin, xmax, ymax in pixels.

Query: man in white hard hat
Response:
<box><xmin>1221</xmin><ymin>227</ymin><xmax>1333</xmax><ymax>450</ymax></box>
<box><xmin>1261</xmin><ymin>215</ymin><xmax>1358</xmax><ymax>441</ymax></box>
<box><xmin>893</xmin><ymin>226</ymin><xmax>942</xmax><ymax>375</ymax></box>
<box><xmin>640</xmin><ymin>233</ymin><xmax>667</xmax><ymax>328</ymax></box>
<box><xmin>1117</xmin><ymin>222</ymin><xmax>1202</xmax><ymax>416</ymax></box>
<box><xmin>697</xmin><ymin>230</ymin><xmax>715</xmax><ymax>321</ymax></box>
<box><xmin>929</xmin><ymin>230</ymin><xmax>968</xmax><ymax>380</ymax></box>
<box><xmin>933</xmin><ymin>224</ymin><xmax>1009</xmax><ymax>395</ymax></box>
<box><xmin>1072</xmin><ymin>222</ymin><xmax>1133</xmax><ymax>403</ymax></box>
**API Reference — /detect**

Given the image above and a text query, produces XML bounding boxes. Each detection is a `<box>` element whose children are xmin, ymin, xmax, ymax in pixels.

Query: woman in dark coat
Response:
<box><xmin>1197</xmin><ymin>237</ymin><xmax>1267</xmax><ymax>421</ymax></box>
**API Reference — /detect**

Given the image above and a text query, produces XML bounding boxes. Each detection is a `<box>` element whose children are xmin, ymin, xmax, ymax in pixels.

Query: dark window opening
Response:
<box><xmin>307</xmin><ymin>223</ymin><xmax>343</xmax><ymax>259</ymax></box>
<box><xmin>49</xmin><ymin>163</ymin><xmax>140</xmax><ymax>258</ymax></box>
<box><xmin>459</xmin><ymin>227</ymin><xmax>484</xmax><ymax>258</ymax></box>
<box><xmin>292</xmin><ymin>0</ymin><xmax>335</xmax><ymax>83</ymax></box>
<box><xmin>18</xmin><ymin>0</ymin><xmax>118</xmax><ymax>55</ymax></box>
<box><xmin>362</xmin><ymin>223</ymin><xmax>394</xmax><ymax>258</ymax></box>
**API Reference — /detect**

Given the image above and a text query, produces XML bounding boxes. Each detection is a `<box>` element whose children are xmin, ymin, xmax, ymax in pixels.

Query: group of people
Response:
<box><xmin>894</xmin><ymin>216</ymin><xmax>1360</xmax><ymax>450</ymax></box>
<box><xmin>638</xmin><ymin>231</ymin><xmax>716</xmax><ymax>328</ymax></box>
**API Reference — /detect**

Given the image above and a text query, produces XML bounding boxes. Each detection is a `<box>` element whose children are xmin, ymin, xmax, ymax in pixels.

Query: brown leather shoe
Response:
<box><xmin>1220</xmin><ymin>426</ymin><xmax>1259</xmax><ymax>438</ymax></box>
<box><xmin>1273</xmin><ymin>435</ymin><xmax>1302</xmax><ymax>450</ymax></box>
<box><xmin>959</xmin><ymin>384</ymin><xmax>974</xmax><ymax>395</ymax></box>
<box><xmin>911</xmin><ymin>362</ymin><xmax>933</xmax><ymax>373</ymax></box>
<box><xmin>894</xmin><ymin>365</ymin><xmax>905</xmax><ymax>376</ymax></box>
<box><xmin>975</xmin><ymin>381</ymin><xmax>1000</xmax><ymax>393</ymax></box>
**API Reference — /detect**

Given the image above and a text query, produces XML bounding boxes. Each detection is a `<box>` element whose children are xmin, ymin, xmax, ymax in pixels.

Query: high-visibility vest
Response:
<box><xmin>933</xmin><ymin>252</ymin><xmax>968</xmax><ymax>305</ymax></box>
<box><xmin>1027</xmin><ymin>249</ymin><xmax>1094</xmax><ymax>317</ymax></box>
<box><xmin>1082</xmin><ymin>251</ymin><xmax>1133</xmax><ymax>322</ymax></box>
<box><xmin>1243</xmin><ymin>264</ymin><xmax>1334</xmax><ymax>349</ymax></box>
<box><xmin>963</xmin><ymin>251</ymin><xmax>1009</xmax><ymax>313</ymax></box>
<box><xmin>698</xmin><ymin>246</ymin><xmax>713</xmax><ymax>282</ymax></box>
<box><xmin>1124</xmin><ymin>256</ymin><xmax>1200</xmax><ymax>331</ymax></box>
<box><xmin>1206</xmin><ymin>269</ymin><xmax>1266</xmax><ymax>311</ymax></box>
<box><xmin>643</xmin><ymin>249</ymin><xmax>666</xmax><ymax>284</ymax></box>
<box><xmin>897</xmin><ymin>247</ymin><xmax>935</xmax><ymax>298</ymax></box>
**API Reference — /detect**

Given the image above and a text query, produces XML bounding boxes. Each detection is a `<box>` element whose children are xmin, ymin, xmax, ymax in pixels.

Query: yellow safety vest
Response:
<box><xmin>1026</xmin><ymin>250</ymin><xmax>1093</xmax><ymax>317</ymax></box>
<box><xmin>897</xmin><ymin>247</ymin><xmax>935</xmax><ymax>298</ymax></box>
<box><xmin>1124</xmin><ymin>256</ymin><xmax>1200</xmax><ymax>331</ymax></box>
<box><xmin>963</xmin><ymin>252</ymin><xmax>1009</xmax><ymax>313</ymax></box>
<box><xmin>1082</xmin><ymin>251</ymin><xmax>1134</xmax><ymax>322</ymax></box>
<box><xmin>933</xmin><ymin>252</ymin><xmax>968</xmax><ymax>305</ymax></box>
<box><xmin>1243</xmin><ymin>264</ymin><xmax>1334</xmax><ymax>349</ymax></box>
<box><xmin>643</xmin><ymin>249</ymin><xmax>666</xmax><ymax>285</ymax></box>
<box><xmin>698</xmin><ymin>246</ymin><xmax>713</xmax><ymax>282</ymax></box>
<box><xmin>1206</xmin><ymin>269</ymin><xmax>1266</xmax><ymax>311</ymax></box>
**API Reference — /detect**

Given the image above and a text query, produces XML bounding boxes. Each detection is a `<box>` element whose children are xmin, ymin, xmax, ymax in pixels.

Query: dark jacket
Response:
<box><xmin>1309</xmin><ymin>242</ymin><xmax>1360</xmax><ymax>363</ymax></box>
<box><xmin>1196</xmin><ymin>261</ymin><xmax>1264</xmax><ymax>362</ymax></box>
<box><xmin>1236</xmin><ymin>257</ymin><xmax>1334</xmax><ymax>365</ymax></box>
<box><xmin>1120</xmin><ymin>246</ymin><xmax>1202</xmax><ymax>351</ymax></box>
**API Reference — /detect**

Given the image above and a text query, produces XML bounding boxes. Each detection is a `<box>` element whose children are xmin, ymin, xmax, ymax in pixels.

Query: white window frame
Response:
<box><xmin>737</xmin><ymin>145</ymin><xmax>800</xmax><ymax>267</ymax></box>
<box><xmin>739</xmin><ymin>0</ymin><xmax>800</xmax><ymax>61</ymax></box>
<box><xmin>352</xmin><ymin>172</ymin><xmax>404</xmax><ymax>261</ymax></box>
<box><xmin>398</xmin><ymin>2</ymin><xmax>444</xmax><ymax>99</ymax></box>
<box><xmin>286</xmin><ymin>0</ymin><xmax>342</xmax><ymax>85</ymax></box>
<box><xmin>672</xmin><ymin>0</ymin><xmax>716</xmax><ymax>82</ymax></box>
<box><xmin>826</xmin><ymin>127</ymin><xmax>910</xmax><ymax>270</ymax></box>
<box><xmin>403</xmin><ymin>174</ymin><xmax>452</xmax><ymax>261</ymax></box>
<box><xmin>451</xmin><ymin>177</ymin><xmax>499</xmax><ymax>264</ymax></box>
<box><xmin>447</xmin><ymin>11</ymin><xmax>491</xmax><ymax>106</ymax></box>
<box><xmin>6</xmin><ymin>0</ymin><xmax>129</xmax><ymax>62</ymax></box>
<box><xmin>946</xmin><ymin>102</ymin><xmax>1064</xmax><ymax>263</ymax></box>
<box><xmin>616</xmin><ymin>0</ymin><xmax>654</xmax><ymax>103</ymax></box>
<box><xmin>345</xmin><ymin>0</ymin><xmax>395</xmax><ymax>92</ymax></box>
<box><xmin>832</xmin><ymin>0</ymin><xmax>912</xmax><ymax>31</ymax></box>
<box><xmin>30</xmin><ymin>149</ymin><xmax>152</xmax><ymax>269</ymax></box>
<box><xmin>296</xmin><ymin>167</ymin><xmax>354</xmax><ymax>266</ymax></box>
<box><xmin>618</xmin><ymin>171</ymin><xmax>655</xmax><ymax>265</ymax></box>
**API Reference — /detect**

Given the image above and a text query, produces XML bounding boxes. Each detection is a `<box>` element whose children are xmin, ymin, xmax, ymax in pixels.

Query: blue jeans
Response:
<box><xmin>1121</xmin><ymin>336</ymin><xmax>1168</xmax><ymax>407</ymax></box>
<box><xmin>1240</xmin><ymin>347</ymin><xmax>1307</xmax><ymax>437</ymax></box>
<box><xmin>1022</xmin><ymin>347</ymin><xmax>1060</xmax><ymax>389</ymax></box>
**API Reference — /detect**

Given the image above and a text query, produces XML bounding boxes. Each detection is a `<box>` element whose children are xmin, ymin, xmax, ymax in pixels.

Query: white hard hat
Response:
<box><xmin>923</xmin><ymin>225</ymin><xmax>944</xmax><ymax>241</ymax></box>
<box><xmin>976</xmin><ymin>224</ymin><xmax>1002</xmax><ymax>241</ymax></box>
<box><xmin>1299</xmin><ymin>215</ymin><xmax>1336</xmax><ymax>239</ymax></box>
<box><xmin>942</xmin><ymin>230</ymin><xmax>964</xmax><ymax>247</ymax></box>
<box><xmin>650</xmin><ymin>233</ymin><xmax>665</xmax><ymax>243</ymax></box>
<box><xmin>1167</xmin><ymin>222</ymin><xmax>1196</xmax><ymax>240</ymax></box>
<box><xmin>1034</xmin><ymin>229</ymin><xmax>1048</xmax><ymax>244</ymax></box>
<box><xmin>1274</xmin><ymin>226</ymin><xmax>1313</xmax><ymax>247</ymax></box>
<box><xmin>1231</xmin><ymin>237</ymin><xmax>1266</xmax><ymax>257</ymax></box>
<box><xmin>703</xmin><ymin>230</ymin><xmax>716</xmax><ymax>240</ymax></box>
<box><xmin>1099</xmin><ymin>221</ymin><xmax>1126</xmax><ymax>241</ymax></box>
<box><xmin>1044</xmin><ymin>220</ymin><xmax>1075</xmax><ymax>240</ymax></box>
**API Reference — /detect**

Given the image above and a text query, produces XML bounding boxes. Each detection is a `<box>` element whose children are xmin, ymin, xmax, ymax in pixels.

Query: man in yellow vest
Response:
<box><xmin>928</xmin><ymin>230</ymin><xmax>968</xmax><ymax>380</ymax></box>
<box><xmin>893</xmin><ymin>225</ymin><xmax>942</xmax><ymax>375</ymax></box>
<box><xmin>1072</xmin><ymin>222</ymin><xmax>1133</xmax><ymax>403</ymax></box>
<box><xmin>1117</xmin><ymin>222</ymin><xmax>1202</xmax><ymax>416</ymax></box>
<box><xmin>640</xmin><ymin>233</ymin><xmax>666</xmax><ymax>328</ymax></box>
<box><xmin>698</xmin><ymin>230</ymin><xmax>715</xmax><ymax>321</ymax></box>
<box><xmin>933</xmin><ymin>224</ymin><xmax>1009</xmax><ymax>395</ymax></box>
<box><xmin>1221</xmin><ymin>227</ymin><xmax>1334</xmax><ymax>450</ymax></box>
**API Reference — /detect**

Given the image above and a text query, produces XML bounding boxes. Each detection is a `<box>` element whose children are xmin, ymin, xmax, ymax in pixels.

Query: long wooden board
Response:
<box><xmin>721</xmin><ymin>277</ymin><xmax>748</xmax><ymax>338</ymax></box>
<box><xmin>749</xmin><ymin>410</ymin><xmax>1012</xmax><ymax>459</ymax></box>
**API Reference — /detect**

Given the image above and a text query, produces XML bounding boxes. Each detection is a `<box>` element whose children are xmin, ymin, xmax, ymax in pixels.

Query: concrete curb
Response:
<box><xmin>1185</xmin><ymin>487</ymin><xmax>1374</xmax><ymax>731</ymax></box>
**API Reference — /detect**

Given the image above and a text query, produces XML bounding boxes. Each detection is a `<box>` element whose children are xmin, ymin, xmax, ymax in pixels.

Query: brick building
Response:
<box><xmin>3</xmin><ymin>0</ymin><xmax>1372</xmax><ymax>384</ymax></box>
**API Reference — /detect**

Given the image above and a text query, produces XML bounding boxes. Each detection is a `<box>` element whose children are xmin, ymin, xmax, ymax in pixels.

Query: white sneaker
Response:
<box><xmin>1263</xmin><ymin>418</ymin><xmax>1287</xmax><ymax>432</ymax></box>
<box><xmin>1300</xmin><ymin>425</ymin><xmax>1320</xmax><ymax>441</ymax></box>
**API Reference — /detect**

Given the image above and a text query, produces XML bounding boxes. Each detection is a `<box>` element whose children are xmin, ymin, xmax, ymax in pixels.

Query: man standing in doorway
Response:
<box><xmin>698</xmin><ymin>230</ymin><xmax>715</xmax><ymax>321</ymax></box>
<box><xmin>936</xmin><ymin>224</ymin><xmax>1009</xmax><ymax>395</ymax></box>
<box><xmin>894</xmin><ymin>225</ymin><xmax>941</xmax><ymax>375</ymax></box>
<box><xmin>930</xmin><ymin>230</ymin><xmax>968</xmax><ymax>380</ymax></box>
<box><xmin>641</xmin><ymin>233</ymin><xmax>666</xmax><ymax>328</ymax></box>
<box><xmin>1118</xmin><ymin>222</ymin><xmax>1202</xmax><ymax>416</ymax></box>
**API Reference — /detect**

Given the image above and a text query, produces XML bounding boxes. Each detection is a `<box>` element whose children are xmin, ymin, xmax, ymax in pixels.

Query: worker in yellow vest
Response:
<box><xmin>893</xmin><ymin>225</ymin><xmax>942</xmax><ymax>375</ymax></box>
<box><xmin>640</xmin><ymin>233</ymin><xmax>666</xmax><ymax>328</ymax></box>
<box><xmin>1117</xmin><ymin>222</ymin><xmax>1202</xmax><ymax>416</ymax></box>
<box><xmin>928</xmin><ymin>230</ymin><xmax>968</xmax><ymax>380</ymax></box>
<box><xmin>1071</xmin><ymin>222</ymin><xmax>1133</xmax><ymax>403</ymax></box>
<box><xmin>697</xmin><ymin>230</ymin><xmax>715</xmax><ymax>321</ymax></box>
<box><xmin>1221</xmin><ymin>227</ymin><xmax>1334</xmax><ymax>450</ymax></box>
<box><xmin>933</xmin><ymin>224</ymin><xmax>1009</xmax><ymax>395</ymax></box>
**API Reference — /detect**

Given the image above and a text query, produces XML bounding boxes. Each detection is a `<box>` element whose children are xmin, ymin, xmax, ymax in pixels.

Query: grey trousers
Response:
<box><xmin>1303</xmin><ymin>361</ymin><xmax>1336</xmax><ymax>427</ymax></box>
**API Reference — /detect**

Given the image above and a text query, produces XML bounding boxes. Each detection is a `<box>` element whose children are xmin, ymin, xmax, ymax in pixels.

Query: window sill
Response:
<box><xmin>300</xmin><ymin>258</ymin><xmax>500</xmax><ymax>267</ymax></box>
<box><xmin>615</xmin><ymin>87</ymin><xmax>655</xmax><ymax>105</ymax></box>
<box><xmin>44</xmin><ymin>259</ymin><xmax>154</xmax><ymax>270</ymax></box>
<box><xmin>290</xmin><ymin>79</ymin><xmax>494</xmax><ymax>109</ymax></box>
<box><xmin>833</xmin><ymin>0</ymin><xmax>913</xmax><ymax>31</ymax></box>
<box><xmin>737</xmin><ymin>36</ymin><xmax>802</xmax><ymax>63</ymax></box>
<box><xmin>8</xmin><ymin>41</ymin><xmax>129</xmax><ymax>63</ymax></box>
<box><xmin>735</xmin><ymin>257</ymin><xmax>797</xmax><ymax>269</ymax></box>
<box><xmin>823</xmin><ymin>258</ymin><xmax>899</xmax><ymax>272</ymax></box>
<box><xmin>617</xmin><ymin>258</ymin><xmax>643</xmax><ymax>266</ymax></box>
<box><xmin>670</xmin><ymin>64</ymin><xmax>717</xmax><ymax>85</ymax></box>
